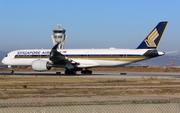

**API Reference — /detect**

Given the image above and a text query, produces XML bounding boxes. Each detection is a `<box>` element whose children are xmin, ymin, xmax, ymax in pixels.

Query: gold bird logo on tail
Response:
<box><xmin>144</xmin><ymin>29</ymin><xmax>159</xmax><ymax>47</ymax></box>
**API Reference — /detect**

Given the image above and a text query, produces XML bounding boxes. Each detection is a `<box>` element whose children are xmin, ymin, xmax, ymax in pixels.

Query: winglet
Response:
<box><xmin>50</xmin><ymin>43</ymin><xmax>61</xmax><ymax>60</ymax></box>
<box><xmin>137</xmin><ymin>21</ymin><xmax>168</xmax><ymax>49</ymax></box>
<box><xmin>52</xmin><ymin>43</ymin><xmax>60</xmax><ymax>50</ymax></box>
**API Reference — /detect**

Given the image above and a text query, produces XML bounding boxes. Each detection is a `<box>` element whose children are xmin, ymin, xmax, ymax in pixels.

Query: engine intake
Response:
<box><xmin>32</xmin><ymin>60</ymin><xmax>51</xmax><ymax>72</ymax></box>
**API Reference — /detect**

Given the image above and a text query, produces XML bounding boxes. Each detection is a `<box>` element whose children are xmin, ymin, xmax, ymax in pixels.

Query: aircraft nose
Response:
<box><xmin>1</xmin><ymin>57</ymin><xmax>8</xmax><ymax>65</ymax></box>
<box><xmin>1</xmin><ymin>57</ymin><xmax>5</xmax><ymax>64</ymax></box>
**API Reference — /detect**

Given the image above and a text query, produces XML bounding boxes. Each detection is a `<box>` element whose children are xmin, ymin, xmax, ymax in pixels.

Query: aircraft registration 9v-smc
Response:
<box><xmin>2</xmin><ymin>21</ymin><xmax>168</xmax><ymax>74</ymax></box>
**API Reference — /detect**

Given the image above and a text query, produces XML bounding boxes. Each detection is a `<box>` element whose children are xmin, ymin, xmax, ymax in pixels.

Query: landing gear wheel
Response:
<box><xmin>81</xmin><ymin>70</ymin><xmax>92</xmax><ymax>75</ymax></box>
<box><xmin>9</xmin><ymin>70</ymin><xmax>14</xmax><ymax>73</ymax></box>
<box><xmin>65</xmin><ymin>69</ymin><xmax>76</xmax><ymax>75</ymax></box>
<box><xmin>56</xmin><ymin>72</ymin><xmax>61</xmax><ymax>75</ymax></box>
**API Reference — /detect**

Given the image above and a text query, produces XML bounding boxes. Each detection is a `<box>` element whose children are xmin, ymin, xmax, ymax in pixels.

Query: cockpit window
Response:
<box><xmin>5</xmin><ymin>55</ymin><xmax>8</xmax><ymax>57</ymax></box>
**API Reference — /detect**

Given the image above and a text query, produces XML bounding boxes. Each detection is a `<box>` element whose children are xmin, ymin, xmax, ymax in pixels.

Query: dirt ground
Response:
<box><xmin>0</xmin><ymin>75</ymin><xmax>180</xmax><ymax>105</ymax></box>
<box><xmin>1</xmin><ymin>94</ymin><xmax>180</xmax><ymax>105</ymax></box>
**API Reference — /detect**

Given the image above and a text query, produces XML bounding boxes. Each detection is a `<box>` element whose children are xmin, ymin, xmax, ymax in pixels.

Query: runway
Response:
<box><xmin>0</xmin><ymin>71</ymin><xmax>180</xmax><ymax>79</ymax></box>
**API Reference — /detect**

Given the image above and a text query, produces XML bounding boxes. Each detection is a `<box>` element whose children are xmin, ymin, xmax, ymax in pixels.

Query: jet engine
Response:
<box><xmin>32</xmin><ymin>60</ymin><xmax>51</xmax><ymax>72</ymax></box>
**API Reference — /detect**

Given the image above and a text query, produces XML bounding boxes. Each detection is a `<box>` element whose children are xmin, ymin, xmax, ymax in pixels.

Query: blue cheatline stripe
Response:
<box><xmin>15</xmin><ymin>54</ymin><xmax>146</xmax><ymax>58</ymax></box>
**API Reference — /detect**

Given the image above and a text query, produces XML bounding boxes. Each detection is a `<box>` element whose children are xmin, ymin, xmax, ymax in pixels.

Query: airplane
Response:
<box><xmin>2</xmin><ymin>21</ymin><xmax>168</xmax><ymax>74</ymax></box>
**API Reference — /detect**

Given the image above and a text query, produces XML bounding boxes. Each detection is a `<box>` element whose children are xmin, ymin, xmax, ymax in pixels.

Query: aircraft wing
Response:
<box><xmin>49</xmin><ymin>43</ymin><xmax>75</xmax><ymax>69</ymax></box>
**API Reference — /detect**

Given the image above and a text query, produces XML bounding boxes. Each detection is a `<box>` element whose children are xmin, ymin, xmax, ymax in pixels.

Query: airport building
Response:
<box><xmin>51</xmin><ymin>25</ymin><xmax>67</xmax><ymax>49</ymax></box>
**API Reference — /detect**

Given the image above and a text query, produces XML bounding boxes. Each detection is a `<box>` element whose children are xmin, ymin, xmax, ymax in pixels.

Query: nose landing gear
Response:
<box><xmin>9</xmin><ymin>70</ymin><xmax>14</xmax><ymax>73</ymax></box>
<box><xmin>8</xmin><ymin>65</ymin><xmax>14</xmax><ymax>73</ymax></box>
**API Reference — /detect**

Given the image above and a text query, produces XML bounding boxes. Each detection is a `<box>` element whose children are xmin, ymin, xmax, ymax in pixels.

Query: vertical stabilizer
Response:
<box><xmin>137</xmin><ymin>21</ymin><xmax>168</xmax><ymax>49</ymax></box>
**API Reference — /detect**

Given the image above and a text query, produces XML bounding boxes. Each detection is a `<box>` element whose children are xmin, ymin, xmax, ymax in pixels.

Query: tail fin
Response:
<box><xmin>137</xmin><ymin>21</ymin><xmax>168</xmax><ymax>49</ymax></box>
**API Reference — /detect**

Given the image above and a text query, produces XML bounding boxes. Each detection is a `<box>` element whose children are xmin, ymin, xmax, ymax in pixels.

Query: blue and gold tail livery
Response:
<box><xmin>137</xmin><ymin>21</ymin><xmax>168</xmax><ymax>49</ymax></box>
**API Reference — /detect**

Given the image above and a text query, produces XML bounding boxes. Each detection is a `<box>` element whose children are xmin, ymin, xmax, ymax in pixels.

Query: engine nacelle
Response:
<box><xmin>32</xmin><ymin>60</ymin><xmax>51</xmax><ymax>72</ymax></box>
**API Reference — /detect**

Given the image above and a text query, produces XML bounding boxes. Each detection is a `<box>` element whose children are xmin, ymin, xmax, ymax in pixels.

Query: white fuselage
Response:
<box><xmin>1</xmin><ymin>48</ymin><xmax>164</xmax><ymax>68</ymax></box>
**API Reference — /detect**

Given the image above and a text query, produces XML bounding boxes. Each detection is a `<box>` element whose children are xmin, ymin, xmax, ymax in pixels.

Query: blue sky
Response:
<box><xmin>0</xmin><ymin>0</ymin><xmax>180</xmax><ymax>54</ymax></box>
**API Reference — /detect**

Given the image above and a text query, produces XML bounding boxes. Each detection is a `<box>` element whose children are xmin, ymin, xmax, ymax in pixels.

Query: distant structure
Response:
<box><xmin>170</xmin><ymin>61</ymin><xmax>175</xmax><ymax>68</ymax></box>
<box><xmin>51</xmin><ymin>25</ymin><xmax>67</xmax><ymax>49</ymax></box>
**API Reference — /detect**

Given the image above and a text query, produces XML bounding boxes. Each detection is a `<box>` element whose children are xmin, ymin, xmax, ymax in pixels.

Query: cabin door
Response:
<box><xmin>123</xmin><ymin>52</ymin><xmax>127</xmax><ymax>58</ymax></box>
<box><xmin>84</xmin><ymin>52</ymin><xmax>88</xmax><ymax>59</ymax></box>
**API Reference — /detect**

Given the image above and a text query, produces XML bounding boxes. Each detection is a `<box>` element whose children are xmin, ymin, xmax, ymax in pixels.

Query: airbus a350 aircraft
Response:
<box><xmin>2</xmin><ymin>21</ymin><xmax>168</xmax><ymax>74</ymax></box>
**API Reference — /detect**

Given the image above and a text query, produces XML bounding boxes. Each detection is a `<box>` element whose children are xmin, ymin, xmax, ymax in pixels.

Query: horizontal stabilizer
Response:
<box><xmin>143</xmin><ymin>50</ymin><xmax>159</xmax><ymax>57</ymax></box>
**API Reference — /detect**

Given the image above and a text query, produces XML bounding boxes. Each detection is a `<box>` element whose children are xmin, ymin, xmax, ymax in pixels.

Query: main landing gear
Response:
<box><xmin>65</xmin><ymin>69</ymin><xmax>77</xmax><ymax>74</ymax></box>
<box><xmin>64</xmin><ymin>68</ymin><xmax>92</xmax><ymax>75</ymax></box>
<box><xmin>81</xmin><ymin>69</ymin><xmax>92</xmax><ymax>75</ymax></box>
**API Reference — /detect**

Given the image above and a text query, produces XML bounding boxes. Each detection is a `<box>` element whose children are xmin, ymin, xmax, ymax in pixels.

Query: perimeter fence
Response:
<box><xmin>1</xmin><ymin>99</ymin><xmax>180</xmax><ymax>113</ymax></box>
